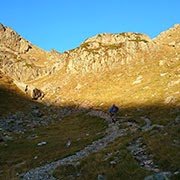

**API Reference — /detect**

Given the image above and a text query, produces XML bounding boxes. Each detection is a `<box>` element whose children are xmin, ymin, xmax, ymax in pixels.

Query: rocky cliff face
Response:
<box><xmin>0</xmin><ymin>23</ymin><xmax>179</xmax><ymax>87</ymax></box>
<box><xmin>0</xmin><ymin>23</ymin><xmax>66</xmax><ymax>82</ymax></box>
<box><xmin>153</xmin><ymin>24</ymin><xmax>180</xmax><ymax>46</ymax></box>
<box><xmin>65</xmin><ymin>32</ymin><xmax>156</xmax><ymax>73</ymax></box>
<box><xmin>64</xmin><ymin>25</ymin><xmax>180</xmax><ymax>74</ymax></box>
<box><xmin>0</xmin><ymin>23</ymin><xmax>31</xmax><ymax>53</ymax></box>
<box><xmin>0</xmin><ymin>23</ymin><xmax>158</xmax><ymax>82</ymax></box>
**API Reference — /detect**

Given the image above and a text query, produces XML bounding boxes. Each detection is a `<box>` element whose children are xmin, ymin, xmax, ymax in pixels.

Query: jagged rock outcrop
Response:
<box><xmin>64</xmin><ymin>25</ymin><xmax>180</xmax><ymax>74</ymax></box>
<box><xmin>65</xmin><ymin>32</ymin><xmax>156</xmax><ymax>73</ymax></box>
<box><xmin>153</xmin><ymin>24</ymin><xmax>180</xmax><ymax>46</ymax></box>
<box><xmin>0</xmin><ymin>23</ymin><xmax>159</xmax><ymax>81</ymax></box>
<box><xmin>0</xmin><ymin>23</ymin><xmax>179</xmax><ymax>85</ymax></box>
<box><xmin>0</xmin><ymin>23</ymin><xmax>31</xmax><ymax>53</ymax></box>
<box><xmin>13</xmin><ymin>80</ymin><xmax>45</xmax><ymax>100</ymax></box>
<box><xmin>0</xmin><ymin>23</ymin><xmax>66</xmax><ymax>82</ymax></box>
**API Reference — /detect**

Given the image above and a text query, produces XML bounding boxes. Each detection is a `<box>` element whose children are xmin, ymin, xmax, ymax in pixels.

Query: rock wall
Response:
<box><xmin>153</xmin><ymin>24</ymin><xmax>180</xmax><ymax>46</ymax></box>
<box><xmin>0</xmin><ymin>23</ymin><xmax>33</xmax><ymax>53</ymax></box>
<box><xmin>65</xmin><ymin>32</ymin><xmax>156</xmax><ymax>73</ymax></box>
<box><xmin>0</xmin><ymin>23</ymin><xmax>179</xmax><ymax>82</ymax></box>
<box><xmin>0</xmin><ymin>23</ymin><xmax>66</xmax><ymax>82</ymax></box>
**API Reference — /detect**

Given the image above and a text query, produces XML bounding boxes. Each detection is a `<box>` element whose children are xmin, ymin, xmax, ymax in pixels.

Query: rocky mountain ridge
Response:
<box><xmin>0</xmin><ymin>23</ymin><xmax>66</xmax><ymax>82</ymax></box>
<box><xmin>1</xmin><ymin>23</ymin><xmax>179</xmax><ymax>83</ymax></box>
<box><xmin>65</xmin><ymin>32</ymin><xmax>155</xmax><ymax>73</ymax></box>
<box><xmin>0</xmin><ymin>23</ymin><xmax>179</xmax><ymax>180</ymax></box>
<box><xmin>0</xmin><ymin>23</ymin><xmax>180</xmax><ymax>104</ymax></box>
<box><xmin>153</xmin><ymin>24</ymin><xmax>180</xmax><ymax>46</ymax></box>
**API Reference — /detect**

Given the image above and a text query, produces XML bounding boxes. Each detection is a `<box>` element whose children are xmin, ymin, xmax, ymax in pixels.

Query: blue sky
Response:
<box><xmin>0</xmin><ymin>0</ymin><xmax>180</xmax><ymax>53</ymax></box>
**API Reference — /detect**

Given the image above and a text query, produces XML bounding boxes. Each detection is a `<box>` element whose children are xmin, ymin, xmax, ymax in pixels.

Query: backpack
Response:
<box><xmin>110</xmin><ymin>106</ymin><xmax>119</xmax><ymax>113</ymax></box>
<box><xmin>113</xmin><ymin>106</ymin><xmax>119</xmax><ymax>113</ymax></box>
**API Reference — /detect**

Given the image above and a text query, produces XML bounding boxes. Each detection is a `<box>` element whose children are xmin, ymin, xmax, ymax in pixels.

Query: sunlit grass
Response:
<box><xmin>37</xmin><ymin>53</ymin><xmax>180</xmax><ymax>109</ymax></box>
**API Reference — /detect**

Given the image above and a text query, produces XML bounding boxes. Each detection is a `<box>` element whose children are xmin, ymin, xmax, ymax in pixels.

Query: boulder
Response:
<box><xmin>32</xmin><ymin>88</ymin><xmax>45</xmax><ymax>100</ymax></box>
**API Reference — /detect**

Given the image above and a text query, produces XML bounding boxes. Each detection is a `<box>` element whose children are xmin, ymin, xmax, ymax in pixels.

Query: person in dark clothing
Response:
<box><xmin>109</xmin><ymin>104</ymin><xmax>119</xmax><ymax>123</ymax></box>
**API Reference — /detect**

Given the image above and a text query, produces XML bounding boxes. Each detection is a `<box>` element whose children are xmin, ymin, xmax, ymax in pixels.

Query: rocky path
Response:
<box><xmin>22</xmin><ymin>124</ymin><xmax>127</xmax><ymax>180</ymax></box>
<box><xmin>127</xmin><ymin>138</ymin><xmax>172</xmax><ymax>180</ymax></box>
<box><xmin>22</xmin><ymin>111</ymin><xmax>138</xmax><ymax>180</ymax></box>
<box><xmin>128</xmin><ymin>117</ymin><xmax>175</xmax><ymax>180</ymax></box>
<box><xmin>128</xmin><ymin>137</ymin><xmax>160</xmax><ymax>172</ymax></box>
<box><xmin>21</xmin><ymin>111</ymin><xmax>174</xmax><ymax>180</ymax></box>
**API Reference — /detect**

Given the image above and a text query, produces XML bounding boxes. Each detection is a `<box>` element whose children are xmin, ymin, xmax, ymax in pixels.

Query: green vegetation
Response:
<box><xmin>80</xmin><ymin>42</ymin><xmax>90</xmax><ymax>49</ymax></box>
<box><xmin>130</xmin><ymin>36</ymin><xmax>148</xmax><ymax>43</ymax></box>
<box><xmin>143</xmin><ymin>124</ymin><xmax>180</xmax><ymax>180</ymax></box>
<box><xmin>144</xmin><ymin>125</ymin><xmax>180</xmax><ymax>171</ymax></box>
<box><xmin>23</xmin><ymin>62</ymin><xmax>33</xmax><ymax>68</ymax></box>
<box><xmin>0</xmin><ymin>24</ymin><xmax>179</xmax><ymax>180</ymax></box>
<box><xmin>0</xmin><ymin>112</ymin><xmax>107</xmax><ymax>179</ymax></box>
<box><xmin>53</xmin><ymin>105</ymin><xmax>180</xmax><ymax>180</ymax></box>
<box><xmin>108</xmin><ymin>43</ymin><xmax>124</xmax><ymax>49</ymax></box>
<box><xmin>53</xmin><ymin>133</ymin><xmax>151</xmax><ymax>179</ymax></box>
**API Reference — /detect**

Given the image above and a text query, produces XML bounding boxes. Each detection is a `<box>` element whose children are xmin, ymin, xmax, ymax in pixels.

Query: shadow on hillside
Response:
<box><xmin>0</xmin><ymin>86</ymin><xmax>179</xmax><ymax>126</ymax></box>
<box><xmin>0</xmin><ymin>86</ymin><xmax>41</xmax><ymax>115</ymax></box>
<box><xmin>0</xmin><ymin>87</ymin><xmax>179</xmax><ymax>180</ymax></box>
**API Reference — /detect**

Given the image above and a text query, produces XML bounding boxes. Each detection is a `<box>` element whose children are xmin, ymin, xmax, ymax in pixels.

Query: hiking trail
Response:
<box><xmin>22</xmin><ymin>110</ymin><xmax>172</xmax><ymax>180</ymax></box>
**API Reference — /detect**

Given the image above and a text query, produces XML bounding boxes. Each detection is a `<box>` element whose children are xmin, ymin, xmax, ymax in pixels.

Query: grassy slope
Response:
<box><xmin>0</xmin><ymin>112</ymin><xmax>107</xmax><ymax>179</ymax></box>
<box><xmin>0</xmin><ymin>27</ymin><xmax>179</xmax><ymax>179</ymax></box>
<box><xmin>0</xmin><ymin>72</ymin><xmax>38</xmax><ymax>115</ymax></box>
<box><xmin>33</xmin><ymin>44</ymin><xmax>179</xmax><ymax>109</ymax></box>
<box><xmin>144</xmin><ymin>125</ymin><xmax>180</xmax><ymax>172</ymax></box>
<box><xmin>53</xmin><ymin>124</ymin><xmax>180</xmax><ymax>180</ymax></box>
<box><xmin>53</xmin><ymin>130</ymin><xmax>151</xmax><ymax>180</ymax></box>
<box><xmin>37</xmin><ymin>44</ymin><xmax>179</xmax><ymax>179</ymax></box>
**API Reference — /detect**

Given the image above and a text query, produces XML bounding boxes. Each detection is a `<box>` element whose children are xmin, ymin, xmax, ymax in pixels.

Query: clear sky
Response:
<box><xmin>0</xmin><ymin>0</ymin><xmax>180</xmax><ymax>53</ymax></box>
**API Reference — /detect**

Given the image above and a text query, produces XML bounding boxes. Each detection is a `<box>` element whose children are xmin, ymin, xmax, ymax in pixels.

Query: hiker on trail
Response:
<box><xmin>109</xmin><ymin>104</ymin><xmax>119</xmax><ymax>123</ymax></box>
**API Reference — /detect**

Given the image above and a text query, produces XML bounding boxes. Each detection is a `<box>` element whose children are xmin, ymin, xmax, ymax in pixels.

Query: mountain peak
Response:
<box><xmin>0</xmin><ymin>23</ymin><xmax>32</xmax><ymax>54</ymax></box>
<box><xmin>83</xmin><ymin>32</ymin><xmax>151</xmax><ymax>47</ymax></box>
<box><xmin>153</xmin><ymin>24</ymin><xmax>180</xmax><ymax>45</ymax></box>
<box><xmin>0</xmin><ymin>23</ymin><xmax>179</xmax><ymax>81</ymax></box>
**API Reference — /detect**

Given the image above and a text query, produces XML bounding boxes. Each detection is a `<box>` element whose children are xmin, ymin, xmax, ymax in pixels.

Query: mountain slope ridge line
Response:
<box><xmin>1</xmin><ymin>23</ymin><xmax>179</xmax><ymax>83</ymax></box>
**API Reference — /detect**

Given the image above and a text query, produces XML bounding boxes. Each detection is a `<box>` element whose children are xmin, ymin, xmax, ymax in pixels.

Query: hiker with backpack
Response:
<box><xmin>109</xmin><ymin>104</ymin><xmax>119</xmax><ymax>123</ymax></box>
